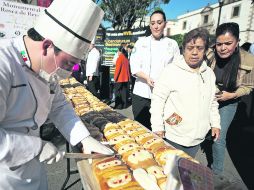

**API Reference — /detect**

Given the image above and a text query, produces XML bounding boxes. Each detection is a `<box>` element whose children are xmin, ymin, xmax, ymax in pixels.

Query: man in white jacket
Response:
<box><xmin>0</xmin><ymin>0</ymin><xmax>112</xmax><ymax>189</ymax></box>
<box><xmin>150</xmin><ymin>28</ymin><xmax>220</xmax><ymax>157</ymax></box>
<box><xmin>86</xmin><ymin>39</ymin><xmax>101</xmax><ymax>97</ymax></box>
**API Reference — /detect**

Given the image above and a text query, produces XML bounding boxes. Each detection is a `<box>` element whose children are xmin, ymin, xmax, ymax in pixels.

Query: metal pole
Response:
<box><xmin>217</xmin><ymin>1</ymin><xmax>223</xmax><ymax>27</ymax></box>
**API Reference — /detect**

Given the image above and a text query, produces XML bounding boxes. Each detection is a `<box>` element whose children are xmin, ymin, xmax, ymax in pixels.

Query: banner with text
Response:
<box><xmin>103</xmin><ymin>27</ymin><xmax>148</xmax><ymax>66</ymax></box>
<box><xmin>0</xmin><ymin>0</ymin><xmax>44</xmax><ymax>39</ymax></box>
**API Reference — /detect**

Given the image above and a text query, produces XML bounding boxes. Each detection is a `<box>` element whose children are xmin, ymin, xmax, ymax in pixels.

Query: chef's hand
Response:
<box><xmin>38</xmin><ymin>141</ymin><xmax>64</xmax><ymax>164</ymax></box>
<box><xmin>211</xmin><ymin>127</ymin><xmax>220</xmax><ymax>141</ymax></box>
<box><xmin>81</xmin><ymin>136</ymin><xmax>114</xmax><ymax>155</ymax></box>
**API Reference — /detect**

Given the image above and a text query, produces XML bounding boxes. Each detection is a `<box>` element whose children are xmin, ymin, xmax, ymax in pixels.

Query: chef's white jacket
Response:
<box><xmin>130</xmin><ymin>35</ymin><xmax>180</xmax><ymax>99</ymax></box>
<box><xmin>0</xmin><ymin>37</ymin><xmax>90</xmax><ymax>190</ymax></box>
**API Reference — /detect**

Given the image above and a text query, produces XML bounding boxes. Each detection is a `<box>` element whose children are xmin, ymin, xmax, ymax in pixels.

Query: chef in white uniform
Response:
<box><xmin>130</xmin><ymin>10</ymin><xmax>180</xmax><ymax>130</ymax></box>
<box><xmin>0</xmin><ymin>0</ymin><xmax>113</xmax><ymax>190</ymax></box>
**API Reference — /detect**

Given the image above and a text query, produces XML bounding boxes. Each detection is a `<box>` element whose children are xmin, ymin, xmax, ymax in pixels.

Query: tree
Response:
<box><xmin>20</xmin><ymin>0</ymin><xmax>33</xmax><ymax>4</ymax></box>
<box><xmin>98</xmin><ymin>0</ymin><xmax>170</xmax><ymax>29</ymax></box>
<box><xmin>170</xmin><ymin>34</ymin><xmax>184</xmax><ymax>48</ymax></box>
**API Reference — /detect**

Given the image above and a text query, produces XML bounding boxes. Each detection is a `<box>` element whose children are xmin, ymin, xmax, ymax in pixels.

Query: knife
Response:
<box><xmin>64</xmin><ymin>153</ymin><xmax>116</xmax><ymax>159</ymax></box>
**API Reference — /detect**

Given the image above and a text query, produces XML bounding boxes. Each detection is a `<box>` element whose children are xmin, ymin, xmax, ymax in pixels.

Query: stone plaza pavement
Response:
<box><xmin>46</xmin><ymin>105</ymin><xmax>251</xmax><ymax>190</ymax></box>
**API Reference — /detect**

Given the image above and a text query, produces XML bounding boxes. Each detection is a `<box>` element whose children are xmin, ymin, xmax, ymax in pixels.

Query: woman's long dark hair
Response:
<box><xmin>215</xmin><ymin>22</ymin><xmax>240</xmax><ymax>92</ymax></box>
<box><xmin>119</xmin><ymin>46</ymin><xmax>128</xmax><ymax>58</ymax></box>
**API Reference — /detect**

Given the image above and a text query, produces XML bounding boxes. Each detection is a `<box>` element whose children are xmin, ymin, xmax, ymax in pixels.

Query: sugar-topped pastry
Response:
<box><xmin>142</xmin><ymin>138</ymin><xmax>166</xmax><ymax>153</ymax></box>
<box><xmin>59</xmin><ymin>78</ymin><xmax>69</xmax><ymax>85</ymax></box>
<box><xmin>95</xmin><ymin>158</ymin><xmax>123</xmax><ymax>171</ymax></box>
<box><xmin>158</xmin><ymin>177</ymin><xmax>167</xmax><ymax>190</ymax></box>
<box><xmin>105</xmin><ymin>172</ymin><xmax>132</xmax><ymax>188</ymax></box>
<box><xmin>154</xmin><ymin>147</ymin><xmax>185</xmax><ymax>166</ymax></box>
<box><xmin>104</xmin><ymin>128</ymin><xmax>125</xmax><ymax>140</ymax></box>
<box><xmin>114</xmin><ymin>139</ymin><xmax>139</xmax><ymax>151</ymax></box>
<box><xmin>109</xmin><ymin>134</ymin><xmax>134</xmax><ymax>145</ymax></box>
<box><xmin>98</xmin><ymin>167</ymin><xmax>132</xmax><ymax>189</ymax></box>
<box><xmin>122</xmin><ymin>148</ymin><xmax>157</xmax><ymax>169</ymax></box>
<box><xmin>143</xmin><ymin>138</ymin><xmax>163</xmax><ymax>149</ymax></box>
<box><xmin>146</xmin><ymin>165</ymin><xmax>166</xmax><ymax>179</ymax></box>
<box><xmin>135</xmin><ymin>132</ymin><xmax>155</xmax><ymax>144</ymax></box>
<box><xmin>103</xmin><ymin>123</ymin><xmax>121</xmax><ymax>133</ymax></box>
<box><xmin>129</xmin><ymin>130</ymin><xmax>148</xmax><ymax>138</ymax></box>
<box><xmin>117</xmin><ymin>142</ymin><xmax>141</xmax><ymax>155</ymax></box>
<box><xmin>93</xmin><ymin>158</ymin><xmax>129</xmax><ymax>178</ymax></box>
<box><xmin>126</xmin><ymin>128</ymin><xmax>136</xmax><ymax>135</ymax></box>
<box><xmin>117</xmin><ymin>119</ymin><xmax>133</xmax><ymax>126</ymax></box>
<box><xmin>126</xmin><ymin>127</ymin><xmax>147</xmax><ymax>137</ymax></box>
<box><xmin>121</xmin><ymin>122</ymin><xmax>141</xmax><ymax>130</ymax></box>
<box><xmin>155</xmin><ymin>147</ymin><xmax>199</xmax><ymax>165</ymax></box>
<box><xmin>92</xmin><ymin>157</ymin><xmax>124</xmax><ymax>175</ymax></box>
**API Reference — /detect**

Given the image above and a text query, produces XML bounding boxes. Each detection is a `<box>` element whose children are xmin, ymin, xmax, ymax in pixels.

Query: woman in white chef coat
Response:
<box><xmin>0</xmin><ymin>1</ymin><xmax>112</xmax><ymax>190</ymax></box>
<box><xmin>130</xmin><ymin>10</ymin><xmax>180</xmax><ymax>130</ymax></box>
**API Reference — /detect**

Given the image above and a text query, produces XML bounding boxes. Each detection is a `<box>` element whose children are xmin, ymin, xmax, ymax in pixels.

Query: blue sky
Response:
<box><xmin>103</xmin><ymin>0</ymin><xmax>219</xmax><ymax>28</ymax></box>
<box><xmin>161</xmin><ymin>0</ymin><xmax>219</xmax><ymax>20</ymax></box>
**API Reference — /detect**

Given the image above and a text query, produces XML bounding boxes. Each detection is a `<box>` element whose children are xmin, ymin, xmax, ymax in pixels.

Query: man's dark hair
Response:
<box><xmin>150</xmin><ymin>10</ymin><xmax>166</xmax><ymax>21</ymax></box>
<box><xmin>120</xmin><ymin>42</ymin><xmax>127</xmax><ymax>47</ymax></box>
<box><xmin>182</xmin><ymin>28</ymin><xmax>209</xmax><ymax>51</ymax></box>
<box><xmin>127</xmin><ymin>45</ymin><xmax>133</xmax><ymax>49</ymax></box>
<box><xmin>27</xmin><ymin>28</ymin><xmax>62</xmax><ymax>54</ymax></box>
<box><xmin>27</xmin><ymin>28</ymin><xmax>44</xmax><ymax>41</ymax></box>
<box><xmin>216</xmin><ymin>22</ymin><xmax>239</xmax><ymax>40</ymax></box>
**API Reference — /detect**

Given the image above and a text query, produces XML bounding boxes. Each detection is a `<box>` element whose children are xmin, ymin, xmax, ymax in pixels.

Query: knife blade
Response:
<box><xmin>64</xmin><ymin>153</ymin><xmax>115</xmax><ymax>159</ymax></box>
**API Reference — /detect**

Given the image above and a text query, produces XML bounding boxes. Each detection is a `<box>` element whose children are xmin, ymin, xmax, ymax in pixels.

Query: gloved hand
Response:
<box><xmin>38</xmin><ymin>141</ymin><xmax>64</xmax><ymax>164</ymax></box>
<box><xmin>81</xmin><ymin>136</ymin><xmax>114</xmax><ymax>155</ymax></box>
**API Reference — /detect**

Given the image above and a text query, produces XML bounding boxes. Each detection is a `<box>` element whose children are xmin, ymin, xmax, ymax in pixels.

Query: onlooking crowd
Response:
<box><xmin>1</xmin><ymin>0</ymin><xmax>253</xmax><ymax>188</ymax></box>
<box><xmin>112</xmin><ymin>10</ymin><xmax>254</xmax><ymax>179</ymax></box>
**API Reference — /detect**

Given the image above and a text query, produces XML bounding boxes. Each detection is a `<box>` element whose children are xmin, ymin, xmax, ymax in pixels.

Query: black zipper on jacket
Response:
<box><xmin>11</xmin><ymin>84</ymin><xmax>27</xmax><ymax>88</ymax></box>
<box><xmin>28</xmin><ymin>82</ymin><xmax>38</xmax><ymax>130</ymax></box>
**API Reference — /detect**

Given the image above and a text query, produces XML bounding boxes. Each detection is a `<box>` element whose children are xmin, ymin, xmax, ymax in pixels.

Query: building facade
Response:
<box><xmin>165</xmin><ymin>0</ymin><xmax>254</xmax><ymax>45</ymax></box>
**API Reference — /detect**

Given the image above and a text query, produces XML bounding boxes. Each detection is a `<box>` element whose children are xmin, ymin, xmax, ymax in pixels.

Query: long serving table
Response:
<box><xmin>59</xmin><ymin>78</ymin><xmax>214</xmax><ymax>190</ymax></box>
<box><xmin>77</xmin><ymin>159</ymin><xmax>101</xmax><ymax>190</ymax></box>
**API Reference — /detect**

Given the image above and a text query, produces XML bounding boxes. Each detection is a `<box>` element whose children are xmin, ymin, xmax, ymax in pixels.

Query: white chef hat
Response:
<box><xmin>91</xmin><ymin>36</ymin><xmax>96</xmax><ymax>45</ymax></box>
<box><xmin>34</xmin><ymin>0</ymin><xmax>104</xmax><ymax>60</ymax></box>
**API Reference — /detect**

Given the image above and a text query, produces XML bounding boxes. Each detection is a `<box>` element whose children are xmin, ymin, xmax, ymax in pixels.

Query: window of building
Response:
<box><xmin>203</xmin><ymin>15</ymin><xmax>209</xmax><ymax>24</ymax></box>
<box><xmin>232</xmin><ymin>5</ymin><xmax>240</xmax><ymax>18</ymax></box>
<box><xmin>182</xmin><ymin>21</ymin><xmax>187</xmax><ymax>30</ymax></box>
